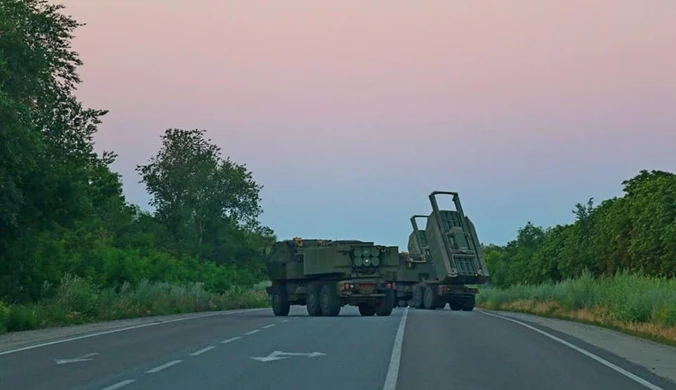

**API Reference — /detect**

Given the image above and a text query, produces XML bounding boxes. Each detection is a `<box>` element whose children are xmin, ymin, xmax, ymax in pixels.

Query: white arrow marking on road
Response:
<box><xmin>251</xmin><ymin>350</ymin><xmax>325</xmax><ymax>362</ymax></box>
<box><xmin>55</xmin><ymin>352</ymin><xmax>98</xmax><ymax>364</ymax></box>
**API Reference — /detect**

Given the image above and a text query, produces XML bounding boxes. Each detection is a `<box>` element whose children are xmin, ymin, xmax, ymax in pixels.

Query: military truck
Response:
<box><xmin>393</xmin><ymin>191</ymin><xmax>489</xmax><ymax>311</ymax></box>
<box><xmin>392</xmin><ymin>215</ymin><xmax>439</xmax><ymax>307</ymax></box>
<box><xmin>265</xmin><ymin>238</ymin><xmax>400</xmax><ymax>317</ymax></box>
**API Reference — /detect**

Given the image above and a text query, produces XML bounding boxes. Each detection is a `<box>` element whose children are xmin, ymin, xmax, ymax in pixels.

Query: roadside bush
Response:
<box><xmin>0</xmin><ymin>275</ymin><xmax>269</xmax><ymax>334</ymax></box>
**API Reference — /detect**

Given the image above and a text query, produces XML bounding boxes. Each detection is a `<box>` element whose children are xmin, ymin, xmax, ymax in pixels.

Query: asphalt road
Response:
<box><xmin>1</xmin><ymin>306</ymin><xmax>675</xmax><ymax>390</ymax></box>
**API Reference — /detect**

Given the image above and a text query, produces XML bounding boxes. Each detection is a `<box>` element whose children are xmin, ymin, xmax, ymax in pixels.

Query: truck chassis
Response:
<box><xmin>268</xmin><ymin>278</ymin><xmax>396</xmax><ymax>317</ymax></box>
<box><xmin>395</xmin><ymin>282</ymin><xmax>477</xmax><ymax>311</ymax></box>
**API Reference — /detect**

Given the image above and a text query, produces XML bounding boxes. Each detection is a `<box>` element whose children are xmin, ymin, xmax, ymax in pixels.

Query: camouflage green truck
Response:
<box><xmin>394</xmin><ymin>191</ymin><xmax>489</xmax><ymax>311</ymax></box>
<box><xmin>265</xmin><ymin>238</ymin><xmax>400</xmax><ymax>317</ymax></box>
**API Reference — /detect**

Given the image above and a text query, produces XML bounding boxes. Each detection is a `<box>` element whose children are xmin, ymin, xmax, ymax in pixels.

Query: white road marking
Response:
<box><xmin>262</xmin><ymin>324</ymin><xmax>275</xmax><ymax>329</ymax></box>
<box><xmin>251</xmin><ymin>350</ymin><xmax>325</xmax><ymax>362</ymax></box>
<box><xmin>382</xmin><ymin>307</ymin><xmax>409</xmax><ymax>390</ymax></box>
<box><xmin>190</xmin><ymin>346</ymin><xmax>216</xmax><ymax>356</ymax></box>
<box><xmin>480</xmin><ymin>311</ymin><xmax>665</xmax><ymax>390</ymax></box>
<box><xmin>55</xmin><ymin>352</ymin><xmax>98</xmax><ymax>364</ymax></box>
<box><xmin>220</xmin><ymin>336</ymin><xmax>241</xmax><ymax>344</ymax></box>
<box><xmin>244</xmin><ymin>329</ymin><xmax>260</xmax><ymax>335</ymax></box>
<box><xmin>101</xmin><ymin>379</ymin><xmax>135</xmax><ymax>390</ymax></box>
<box><xmin>146</xmin><ymin>359</ymin><xmax>183</xmax><ymax>374</ymax></box>
<box><xmin>0</xmin><ymin>308</ymin><xmax>266</xmax><ymax>356</ymax></box>
<box><xmin>282</xmin><ymin>319</ymin><xmax>289</xmax><ymax>323</ymax></box>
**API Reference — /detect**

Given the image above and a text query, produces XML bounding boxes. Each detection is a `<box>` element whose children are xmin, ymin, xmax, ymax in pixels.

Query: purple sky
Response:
<box><xmin>60</xmin><ymin>0</ymin><xmax>675</xmax><ymax>247</ymax></box>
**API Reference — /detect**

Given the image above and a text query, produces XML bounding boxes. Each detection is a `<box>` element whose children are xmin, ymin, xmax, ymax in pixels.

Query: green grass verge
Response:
<box><xmin>0</xmin><ymin>275</ymin><xmax>272</xmax><ymax>334</ymax></box>
<box><xmin>475</xmin><ymin>270</ymin><xmax>676</xmax><ymax>346</ymax></box>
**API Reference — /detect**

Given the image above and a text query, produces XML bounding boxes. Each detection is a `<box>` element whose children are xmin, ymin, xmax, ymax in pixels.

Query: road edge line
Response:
<box><xmin>0</xmin><ymin>308</ymin><xmax>266</xmax><ymax>356</ymax></box>
<box><xmin>382</xmin><ymin>307</ymin><xmax>409</xmax><ymax>390</ymax></box>
<box><xmin>480</xmin><ymin>310</ymin><xmax>665</xmax><ymax>390</ymax></box>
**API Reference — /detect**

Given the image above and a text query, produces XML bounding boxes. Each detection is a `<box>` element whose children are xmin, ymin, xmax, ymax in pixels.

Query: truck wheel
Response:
<box><xmin>460</xmin><ymin>296</ymin><xmax>476</xmax><ymax>311</ymax></box>
<box><xmin>376</xmin><ymin>289</ymin><xmax>394</xmax><ymax>316</ymax></box>
<box><xmin>271</xmin><ymin>284</ymin><xmax>290</xmax><ymax>316</ymax></box>
<box><xmin>412</xmin><ymin>286</ymin><xmax>424</xmax><ymax>309</ymax></box>
<box><xmin>358</xmin><ymin>304</ymin><xmax>376</xmax><ymax>316</ymax></box>
<box><xmin>306</xmin><ymin>284</ymin><xmax>322</xmax><ymax>316</ymax></box>
<box><xmin>423</xmin><ymin>286</ymin><xmax>439</xmax><ymax>310</ymax></box>
<box><xmin>320</xmin><ymin>284</ymin><xmax>341</xmax><ymax>316</ymax></box>
<box><xmin>461</xmin><ymin>298</ymin><xmax>476</xmax><ymax>311</ymax></box>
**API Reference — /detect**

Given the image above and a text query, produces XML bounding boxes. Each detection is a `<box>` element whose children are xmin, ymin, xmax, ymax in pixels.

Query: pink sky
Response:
<box><xmin>59</xmin><ymin>0</ymin><xmax>675</xmax><ymax>245</ymax></box>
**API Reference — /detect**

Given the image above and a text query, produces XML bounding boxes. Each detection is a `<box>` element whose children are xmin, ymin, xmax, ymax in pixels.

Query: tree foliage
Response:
<box><xmin>0</xmin><ymin>0</ymin><xmax>274</xmax><ymax>304</ymax></box>
<box><xmin>484</xmin><ymin>170</ymin><xmax>676</xmax><ymax>288</ymax></box>
<box><xmin>136</xmin><ymin>128</ymin><xmax>266</xmax><ymax>264</ymax></box>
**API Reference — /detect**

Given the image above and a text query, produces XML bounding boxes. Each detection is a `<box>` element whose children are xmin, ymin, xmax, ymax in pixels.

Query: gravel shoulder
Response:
<box><xmin>485</xmin><ymin>309</ymin><xmax>676</xmax><ymax>385</ymax></box>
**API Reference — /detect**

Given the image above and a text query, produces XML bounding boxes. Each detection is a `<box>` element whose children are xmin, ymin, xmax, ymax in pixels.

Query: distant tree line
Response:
<box><xmin>0</xmin><ymin>0</ymin><xmax>275</xmax><ymax>303</ymax></box>
<box><xmin>483</xmin><ymin>169</ymin><xmax>676</xmax><ymax>288</ymax></box>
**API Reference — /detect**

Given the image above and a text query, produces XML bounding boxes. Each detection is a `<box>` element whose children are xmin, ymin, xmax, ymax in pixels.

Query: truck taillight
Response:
<box><xmin>343</xmin><ymin>283</ymin><xmax>355</xmax><ymax>290</ymax></box>
<box><xmin>386</xmin><ymin>282</ymin><xmax>395</xmax><ymax>289</ymax></box>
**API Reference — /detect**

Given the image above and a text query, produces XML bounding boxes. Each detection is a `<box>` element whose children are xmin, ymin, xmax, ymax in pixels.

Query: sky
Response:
<box><xmin>57</xmin><ymin>0</ymin><xmax>675</xmax><ymax>248</ymax></box>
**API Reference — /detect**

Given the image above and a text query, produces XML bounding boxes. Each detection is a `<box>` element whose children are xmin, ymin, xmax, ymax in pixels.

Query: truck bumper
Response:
<box><xmin>335</xmin><ymin>279</ymin><xmax>395</xmax><ymax>297</ymax></box>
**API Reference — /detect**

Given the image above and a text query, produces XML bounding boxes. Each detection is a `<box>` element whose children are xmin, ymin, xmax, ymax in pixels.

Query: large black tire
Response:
<box><xmin>271</xmin><ymin>284</ymin><xmax>290</xmax><ymax>316</ymax></box>
<box><xmin>306</xmin><ymin>284</ymin><xmax>322</xmax><ymax>316</ymax></box>
<box><xmin>376</xmin><ymin>289</ymin><xmax>395</xmax><ymax>316</ymax></box>
<box><xmin>412</xmin><ymin>286</ymin><xmax>424</xmax><ymax>309</ymax></box>
<box><xmin>320</xmin><ymin>284</ymin><xmax>341</xmax><ymax>316</ymax></box>
<box><xmin>462</xmin><ymin>296</ymin><xmax>476</xmax><ymax>311</ymax></box>
<box><xmin>358</xmin><ymin>304</ymin><xmax>376</xmax><ymax>316</ymax></box>
<box><xmin>423</xmin><ymin>286</ymin><xmax>439</xmax><ymax>310</ymax></box>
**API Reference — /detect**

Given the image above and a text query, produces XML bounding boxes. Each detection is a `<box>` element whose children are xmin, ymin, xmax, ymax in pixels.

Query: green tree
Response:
<box><xmin>0</xmin><ymin>0</ymin><xmax>118</xmax><ymax>301</ymax></box>
<box><xmin>0</xmin><ymin>0</ymin><xmax>273</xmax><ymax>312</ymax></box>
<box><xmin>483</xmin><ymin>244</ymin><xmax>509</xmax><ymax>288</ymax></box>
<box><xmin>485</xmin><ymin>170</ymin><xmax>676</xmax><ymax>288</ymax></box>
<box><xmin>136</xmin><ymin>128</ymin><xmax>266</xmax><ymax>263</ymax></box>
<box><xmin>620</xmin><ymin>170</ymin><xmax>676</xmax><ymax>275</ymax></box>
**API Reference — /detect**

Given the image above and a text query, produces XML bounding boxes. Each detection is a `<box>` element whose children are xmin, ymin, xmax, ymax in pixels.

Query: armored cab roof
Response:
<box><xmin>282</xmin><ymin>238</ymin><xmax>376</xmax><ymax>247</ymax></box>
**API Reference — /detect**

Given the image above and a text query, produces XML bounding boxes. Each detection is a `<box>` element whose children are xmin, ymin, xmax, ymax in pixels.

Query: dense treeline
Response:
<box><xmin>483</xmin><ymin>169</ymin><xmax>676</xmax><ymax>288</ymax></box>
<box><xmin>0</xmin><ymin>0</ymin><xmax>275</xmax><ymax>307</ymax></box>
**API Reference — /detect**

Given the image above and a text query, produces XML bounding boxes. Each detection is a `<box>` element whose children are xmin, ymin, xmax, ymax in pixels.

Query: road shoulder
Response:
<box><xmin>481</xmin><ymin>309</ymin><xmax>676</xmax><ymax>385</ymax></box>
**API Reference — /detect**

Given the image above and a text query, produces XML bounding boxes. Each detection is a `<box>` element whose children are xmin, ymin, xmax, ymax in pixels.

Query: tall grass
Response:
<box><xmin>0</xmin><ymin>274</ymin><xmax>270</xmax><ymax>334</ymax></box>
<box><xmin>476</xmin><ymin>270</ymin><xmax>676</xmax><ymax>344</ymax></box>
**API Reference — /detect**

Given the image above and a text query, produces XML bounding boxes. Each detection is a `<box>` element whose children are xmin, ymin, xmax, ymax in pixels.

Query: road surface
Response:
<box><xmin>1</xmin><ymin>306</ymin><xmax>674</xmax><ymax>390</ymax></box>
